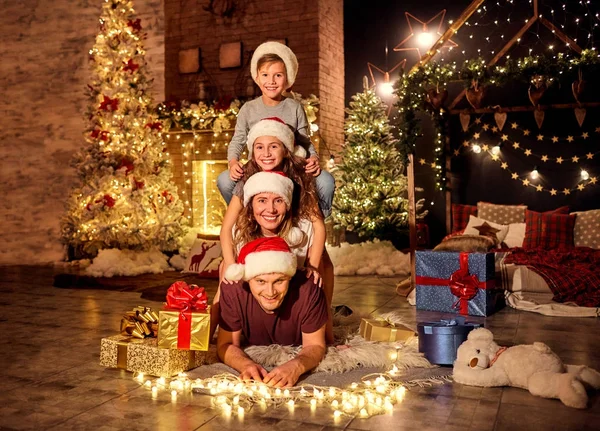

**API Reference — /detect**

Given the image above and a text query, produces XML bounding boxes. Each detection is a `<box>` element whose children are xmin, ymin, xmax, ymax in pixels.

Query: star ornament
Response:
<box><xmin>473</xmin><ymin>222</ymin><xmax>500</xmax><ymax>240</ymax></box>
<box><xmin>536</xmin><ymin>185</ymin><xmax>543</xmax><ymax>192</ymax></box>
<box><xmin>550</xmin><ymin>189</ymin><xmax>558</xmax><ymax>196</ymax></box>
<box><xmin>511</xmin><ymin>173</ymin><xmax>519</xmax><ymax>180</ymax></box>
<box><xmin>578</xmin><ymin>184</ymin><xmax>585</xmax><ymax>191</ymax></box>
<box><xmin>419</xmin><ymin>158</ymin><xmax>426</xmax><ymax>165</ymax></box>
<box><xmin>393</xmin><ymin>10</ymin><xmax>458</xmax><ymax>59</ymax></box>
<box><xmin>367</xmin><ymin>59</ymin><xmax>407</xmax><ymax>90</ymax></box>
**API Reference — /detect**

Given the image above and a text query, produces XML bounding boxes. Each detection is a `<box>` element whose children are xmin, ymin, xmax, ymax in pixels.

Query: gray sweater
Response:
<box><xmin>227</xmin><ymin>96</ymin><xmax>317</xmax><ymax>161</ymax></box>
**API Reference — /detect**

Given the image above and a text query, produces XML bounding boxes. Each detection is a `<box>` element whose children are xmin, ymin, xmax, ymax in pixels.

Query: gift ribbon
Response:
<box><xmin>415</xmin><ymin>252</ymin><xmax>494</xmax><ymax>315</ymax></box>
<box><xmin>165</xmin><ymin>281</ymin><xmax>208</xmax><ymax>349</ymax></box>
<box><xmin>120</xmin><ymin>306</ymin><xmax>159</xmax><ymax>339</ymax></box>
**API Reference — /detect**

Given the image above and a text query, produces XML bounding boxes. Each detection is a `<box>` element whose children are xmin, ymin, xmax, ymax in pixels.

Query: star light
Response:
<box><xmin>550</xmin><ymin>189</ymin><xmax>557</xmax><ymax>196</ymax></box>
<box><xmin>578</xmin><ymin>184</ymin><xmax>585</xmax><ymax>191</ymax></box>
<box><xmin>463</xmin><ymin>140</ymin><xmax>470</xmax><ymax>147</ymax></box>
<box><xmin>567</xmin><ymin>136</ymin><xmax>574</xmax><ymax>142</ymax></box>
<box><xmin>536</xmin><ymin>185</ymin><xmax>543</xmax><ymax>192</ymax></box>
<box><xmin>367</xmin><ymin>58</ymin><xmax>407</xmax><ymax>96</ymax></box>
<box><xmin>586</xmin><ymin>153</ymin><xmax>594</xmax><ymax>160</ymax></box>
<box><xmin>482</xmin><ymin>124</ymin><xmax>490</xmax><ymax>131</ymax></box>
<box><xmin>501</xmin><ymin>162</ymin><xmax>508</xmax><ymax>169</ymax></box>
<box><xmin>524</xmin><ymin>149</ymin><xmax>532</xmax><ymax>156</ymax></box>
<box><xmin>419</xmin><ymin>158</ymin><xmax>426</xmax><ymax>165</ymax></box>
<box><xmin>523</xmin><ymin>129</ymin><xmax>530</xmax><ymax>136</ymax></box>
<box><xmin>582</xmin><ymin>132</ymin><xmax>589</xmax><ymax>139</ymax></box>
<box><xmin>473</xmin><ymin>132</ymin><xmax>480</xmax><ymax>139</ymax></box>
<box><xmin>513</xmin><ymin>142</ymin><xmax>520</xmax><ymax>149</ymax></box>
<box><xmin>551</xmin><ymin>136</ymin><xmax>558</xmax><ymax>143</ymax></box>
<box><xmin>572</xmin><ymin>156</ymin><xmax>580</xmax><ymax>163</ymax></box>
<box><xmin>511</xmin><ymin>122</ymin><xmax>518</xmax><ymax>129</ymax></box>
<box><xmin>556</xmin><ymin>157</ymin><xmax>564</xmax><ymax>164</ymax></box>
<box><xmin>522</xmin><ymin>179</ymin><xmax>530</xmax><ymax>186</ymax></box>
<box><xmin>563</xmin><ymin>188</ymin><xmax>571</xmax><ymax>195</ymax></box>
<box><xmin>511</xmin><ymin>173</ymin><xmax>519</xmax><ymax>180</ymax></box>
<box><xmin>501</xmin><ymin>134</ymin><xmax>508</xmax><ymax>141</ymax></box>
<box><xmin>537</xmin><ymin>134</ymin><xmax>544</xmax><ymax>141</ymax></box>
<box><xmin>541</xmin><ymin>155</ymin><xmax>549</xmax><ymax>162</ymax></box>
<box><xmin>393</xmin><ymin>10</ymin><xmax>458</xmax><ymax>59</ymax></box>
<box><xmin>591</xmin><ymin>177</ymin><xmax>598</xmax><ymax>184</ymax></box>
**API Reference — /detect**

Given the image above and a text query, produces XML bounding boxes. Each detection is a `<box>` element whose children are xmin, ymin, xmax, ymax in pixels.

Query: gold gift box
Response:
<box><xmin>99</xmin><ymin>334</ymin><xmax>213</xmax><ymax>377</ymax></box>
<box><xmin>157</xmin><ymin>308</ymin><xmax>210</xmax><ymax>351</ymax></box>
<box><xmin>359</xmin><ymin>318</ymin><xmax>416</xmax><ymax>343</ymax></box>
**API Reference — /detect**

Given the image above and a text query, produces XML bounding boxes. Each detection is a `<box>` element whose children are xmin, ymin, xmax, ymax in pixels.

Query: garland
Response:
<box><xmin>157</xmin><ymin>92</ymin><xmax>320</xmax><ymax>135</ymax></box>
<box><xmin>394</xmin><ymin>49</ymin><xmax>600</xmax><ymax>190</ymax></box>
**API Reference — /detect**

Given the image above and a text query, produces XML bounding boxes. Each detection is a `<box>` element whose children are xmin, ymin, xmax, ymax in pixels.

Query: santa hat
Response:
<box><xmin>250</xmin><ymin>41</ymin><xmax>298</xmax><ymax>89</ymax></box>
<box><xmin>224</xmin><ymin>236</ymin><xmax>297</xmax><ymax>281</ymax></box>
<box><xmin>243</xmin><ymin>171</ymin><xmax>294</xmax><ymax>208</ymax></box>
<box><xmin>247</xmin><ymin>117</ymin><xmax>307</xmax><ymax>159</ymax></box>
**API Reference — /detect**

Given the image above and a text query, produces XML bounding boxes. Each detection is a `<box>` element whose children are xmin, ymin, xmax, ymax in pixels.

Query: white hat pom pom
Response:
<box><xmin>224</xmin><ymin>263</ymin><xmax>245</xmax><ymax>281</ymax></box>
<box><xmin>286</xmin><ymin>227</ymin><xmax>305</xmax><ymax>247</ymax></box>
<box><xmin>294</xmin><ymin>145</ymin><xmax>308</xmax><ymax>158</ymax></box>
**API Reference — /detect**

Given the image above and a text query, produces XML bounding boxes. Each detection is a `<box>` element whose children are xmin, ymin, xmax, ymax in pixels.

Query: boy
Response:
<box><xmin>217</xmin><ymin>41</ymin><xmax>335</xmax><ymax>217</ymax></box>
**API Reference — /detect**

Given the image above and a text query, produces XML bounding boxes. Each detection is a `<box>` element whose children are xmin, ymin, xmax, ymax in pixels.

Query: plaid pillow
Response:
<box><xmin>477</xmin><ymin>202</ymin><xmax>527</xmax><ymax>225</ymax></box>
<box><xmin>523</xmin><ymin>210</ymin><xmax>577</xmax><ymax>249</ymax></box>
<box><xmin>452</xmin><ymin>204</ymin><xmax>477</xmax><ymax>232</ymax></box>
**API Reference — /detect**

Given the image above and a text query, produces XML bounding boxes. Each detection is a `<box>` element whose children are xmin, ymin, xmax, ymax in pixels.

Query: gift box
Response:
<box><xmin>157</xmin><ymin>281</ymin><xmax>211</xmax><ymax>351</ymax></box>
<box><xmin>359</xmin><ymin>318</ymin><xmax>416</xmax><ymax>342</ymax></box>
<box><xmin>415</xmin><ymin>250</ymin><xmax>504</xmax><ymax>317</ymax></box>
<box><xmin>417</xmin><ymin>317</ymin><xmax>482</xmax><ymax>365</ymax></box>
<box><xmin>158</xmin><ymin>308</ymin><xmax>210</xmax><ymax>351</ymax></box>
<box><xmin>99</xmin><ymin>334</ymin><xmax>211</xmax><ymax>377</ymax></box>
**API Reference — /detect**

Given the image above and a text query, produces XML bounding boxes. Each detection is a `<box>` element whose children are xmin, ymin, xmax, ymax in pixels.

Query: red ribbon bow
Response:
<box><xmin>165</xmin><ymin>281</ymin><xmax>208</xmax><ymax>350</ymax></box>
<box><xmin>416</xmin><ymin>252</ymin><xmax>493</xmax><ymax>315</ymax></box>
<box><xmin>166</xmin><ymin>281</ymin><xmax>208</xmax><ymax>313</ymax></box>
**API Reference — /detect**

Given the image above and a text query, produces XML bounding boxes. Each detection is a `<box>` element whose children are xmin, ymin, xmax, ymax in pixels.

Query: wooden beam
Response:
<box><xmin>489</xmin><ymin>16</ymin><xmax>537</xmax><ymax>66</ymax></box>
<box><xmin>407</xmin><ymin>153</ymin><xmax>417</xmax><ymax>289</ymax></box>
<box><xmin>410</xmin><ymin>0</ymin><xmax>485</xmax><ymax>74</ymax></box>
<box><xmin>448</xmin><ymin>88</ymin><xmax>466</xmax><ymax>110</ymax></box>
<box><xmin>539</xmin><ymin>16</ymin><xmax>583</xmax><ymax>54</ymax></box>
<box><xmin>449</xmin><ymin>101</ymin><xmax>600</xmax><ymax>115</ymax></box>
<box><xmin>445</xmin><ymin>134</ymin><xmax>452</xmax><ymax>235</ymax></box>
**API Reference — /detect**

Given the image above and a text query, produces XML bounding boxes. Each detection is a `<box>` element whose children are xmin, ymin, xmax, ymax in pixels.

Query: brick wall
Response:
<box><xmin>0</xmin><ymin>0</ymin><xmax>164</xmax><ymax>264</ymax></box>
<box><xmin>164</xmin><ymin>0</ymin><xmax>344</xmax><ymax>161</ymax></box>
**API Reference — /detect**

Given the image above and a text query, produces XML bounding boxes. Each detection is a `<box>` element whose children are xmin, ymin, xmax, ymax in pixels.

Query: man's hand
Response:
<box><xmin>263</xmin><ymin>361</ymin><xmax>302</xmax><ymax>388</ymax></box>
<box><xmin>228</xmin><ymin>159</ymin><xmax>244</xmax><ymax>181</ymax></box>
<box><xmin>304</xmin><ymin>155</ymin><xmax>321</xmax><ymax>177</ymax></box>
<box><xmin>239</xmin><ymin>363</ymin><xmax>268</xmax><ymax>382</ymax></box>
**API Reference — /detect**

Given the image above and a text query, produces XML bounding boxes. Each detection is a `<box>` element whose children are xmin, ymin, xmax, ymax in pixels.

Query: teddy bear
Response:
<box><xmin>453</xmin><ymin>328</ymin><xmax>600</xmax><ymax>408</ymax></box>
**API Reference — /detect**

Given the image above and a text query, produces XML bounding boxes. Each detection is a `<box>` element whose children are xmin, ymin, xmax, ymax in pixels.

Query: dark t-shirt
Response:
<box><xmin>218</xmin><ymin>272</ymin><xmax>328</xmax><ymax>346</ymax></box>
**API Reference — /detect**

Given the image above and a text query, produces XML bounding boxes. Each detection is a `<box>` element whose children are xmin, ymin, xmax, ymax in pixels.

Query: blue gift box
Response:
<box><xmin>417</xmin><ymin>317</ymin><xmax>483</xmax><ymax>365</ymax></box>
<box><xmin>415</xmin><ymin>250</ymin><xmax>504</xmax><ymax>317</ymax></box>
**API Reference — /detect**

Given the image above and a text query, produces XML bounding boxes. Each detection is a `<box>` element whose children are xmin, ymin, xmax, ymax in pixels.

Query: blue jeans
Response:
<box><xmin>217</xmin><ymin>169</ymin><xmax>336</xmax><ymax>217</ymax></box>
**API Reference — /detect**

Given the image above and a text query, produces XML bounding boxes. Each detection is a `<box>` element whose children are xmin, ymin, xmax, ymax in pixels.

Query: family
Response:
<box><xmin>211</xmin><ymin>41</ymin><xmax>338</xmax><ymax>387</ymax></box>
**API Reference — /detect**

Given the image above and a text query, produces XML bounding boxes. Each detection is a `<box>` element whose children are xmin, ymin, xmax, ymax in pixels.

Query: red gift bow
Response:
<box><xmin>415</xmin><ymin>252</ymin><xmax>493</xmax><ymax>315</ymax></box>
<box><xmin>165</xmin><ymin>281</ymin><xmax>208</xmax><ymax>349</ymax></box>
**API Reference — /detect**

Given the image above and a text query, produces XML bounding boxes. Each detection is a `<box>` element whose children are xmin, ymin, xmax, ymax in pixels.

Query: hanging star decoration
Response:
<box><xmin>393</xmin><ymin>10</ymin><xmax>458</xmax><ymax>59</ymax></box>
<box><xmin>367</xmin><ymin>59</ymin><xmax>406</xmax><ymax>89</ymax></box>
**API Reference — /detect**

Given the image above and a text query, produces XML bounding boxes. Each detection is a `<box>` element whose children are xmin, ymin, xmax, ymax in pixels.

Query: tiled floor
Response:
<box><xmin>1</xmin><ymin>265</ymin><xmax>599</xmax><ymax>430</ymax></box>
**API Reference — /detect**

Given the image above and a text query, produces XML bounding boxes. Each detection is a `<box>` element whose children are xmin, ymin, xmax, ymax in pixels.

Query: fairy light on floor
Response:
<box><xmin>134</xmin><ymin>365</ymin><xmax>412</xmax><ymax>420</ymax></box>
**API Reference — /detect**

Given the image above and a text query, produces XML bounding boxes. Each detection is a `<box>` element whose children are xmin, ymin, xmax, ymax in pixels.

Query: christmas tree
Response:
<box><xmin>61</xmin><ymin>0</ymin><xmax>186</xmax><ymax>258</ymax></box>
<box><xmin>333</xmin><ymin>80</ymin><xmax>426</xmax><ymax>241</ymax></box>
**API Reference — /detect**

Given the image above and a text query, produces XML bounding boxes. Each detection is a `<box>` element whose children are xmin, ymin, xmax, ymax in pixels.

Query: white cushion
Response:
<box><xmin>182</xmin><ymin>239</ymin><xmax>223</xmax><ymax>274</ymax></box>
<box><xmin>464</xmin><ymin>215</ymin><xmax>509</xmax><ymax>243</ymax></box>
<box><xmin>504</xmin><ymin>223</ymin><xmax>526</xmax><ymax>248</ymax></box>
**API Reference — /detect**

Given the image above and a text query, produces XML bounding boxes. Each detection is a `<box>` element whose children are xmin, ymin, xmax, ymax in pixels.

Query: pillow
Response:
<box><xmin>572</xmin><ymin>209</ymin><xmax>600</xmax><ymax>249</ymax></box>
<box><xmin>464</xmin><ymin>215</ymin><xmax>509</xmax><ymax>243</ymax></box>
<box><xmin>477</xmin><ymin>202</ymin><xmax>527</xmax><ymax>225</ymax></box>
<box><xmin>452</xmin><ymin>204</ymin><xmax>477</xmax><ymax>232</ymax></box>
<box><xmin>182</xmin><ymin>238</ymin><xmax>222</xmax><ymax>276</ymax></box>
<box><xmin>504</xmin><ymin>223</ymin><xmax>526</xmax><ymax>248</ymax></box>
<box><xmin>523</xmin><ymin>210</ymin><xmax>577</xmax><ymax>250</ymax></box>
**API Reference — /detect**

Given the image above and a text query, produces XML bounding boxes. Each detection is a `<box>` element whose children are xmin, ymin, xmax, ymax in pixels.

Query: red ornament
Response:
<box><xmin>145</xmin><ymin>121</ymin><xmax>163</xmax><ymax>131</ymax></box>
<box><xmin>127</xmin><ymin>19</ymin><xmax>142</xmax><ymax>32</ymax></box>
<box><xmin>118</xmin><ymin>158</ymin><xmax>135</xmax><ymax>175</ymax></box>
<box><xmin>161</xmin><ymin>190</ymin><xmax>174</xmax><ymax>203</ymax></box>
<box><xmin>122</xmin><ymin>59</ymin><xmax>139</xmax><ymax>73</ymax></box>
<box><xmin>214</xmin><ymin>95</ymin><xmax>233</xmax><ymax>111</ymax></box>
<box><xmin>134</xmin><ymin>179</ymin><xmax>145</xmax><ymax>190</ymax></box>
<box><xmin>90</xmin><ymin>129</ymin><xmax>110</xmax><ymax>142</ymax></box>
<box><xmin>99</xmin><ymin>95</ymin><xmax>119</xmax><ymax>111</ymax></box>
<box><xmin>95</xmin><ymin>194</ymin><xmax>116</xmax><ymax>208</ymax></box>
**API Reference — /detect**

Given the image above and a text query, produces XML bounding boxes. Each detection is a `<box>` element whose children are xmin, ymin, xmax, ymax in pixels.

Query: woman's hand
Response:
<box><xmin>228</xmin><ymin>159</ymin><xmax>244</xmax><ymax>181</ymax></box>
<box><xmin>221</xmin><ymin>262</ymin><xmax>236</xmax><ymax>285</ymax></box>
<box><xmin>304</xmin><ymin>155</ymin><xmax>321</xmax><ymax>177</ymax></box>
<box><xmin>304</xmin><ymin>266</ymin><xmax>322</xmax><ymax>288</ymax></box>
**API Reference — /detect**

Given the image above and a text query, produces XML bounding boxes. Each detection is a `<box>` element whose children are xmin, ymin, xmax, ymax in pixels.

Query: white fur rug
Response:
<box><xmin>195</xmin><ymin>312</ymin><xmax>434</xmax><ymax>375</ymax></box>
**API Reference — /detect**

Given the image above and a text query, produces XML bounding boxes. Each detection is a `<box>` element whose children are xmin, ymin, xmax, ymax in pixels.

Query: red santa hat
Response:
<box><xmin>247</xmin><ymin>117</ymin><xmax>307</xmax><ymax>159</ymax></box>
<box><xmin>250</xmin><ymin>41</ymin><xmax>298</xmax><ymax>89</ymax></box>
<box><xmin>224</xmin><ymin>236</ymin><xmax>297</xmax><ymax>281</ymax></box>
<box><xmin>242</xmin><ymin>171</ymin><xmax>293</xmax><ymax>208</ymax></box>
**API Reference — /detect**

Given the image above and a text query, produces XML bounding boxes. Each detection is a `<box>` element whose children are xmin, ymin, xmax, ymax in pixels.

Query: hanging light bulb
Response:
<box><xmin>417</xmin><ymin>31</ymin><xmax>434</xmax><ymax>48</ymax></box>
<box><xmin>491</xmin><ymin>144</ymin><xmax>501</xmax><ymax>155</ymax></box>
<box><xmin>379</xmin><ymin>72</ymin><xmax>394</xmax><ymax>97</ymax></box>
<box><xmin>530</xmin><ymin>166</ymin><xmax>539</xmax><ymax>180</ymax></box>
<box><xmin>327</xmin><ymin>155</ymin><xmax>336</xmax><ymax>170</ymax></box>
<box><xmin>581</xmin><ymin>169</ymin><xmax>590</xmax><ymax>180</ymax></box>
<box><xmin>472</xmin><ymin>144</ymin><xmax>482</xmax><ymax>154</ymax></box>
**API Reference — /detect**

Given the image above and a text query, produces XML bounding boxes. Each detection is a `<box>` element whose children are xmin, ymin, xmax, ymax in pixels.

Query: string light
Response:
<box><xmin>133</xmin><ymin>371</ymin><xmax>418</xmax><ymax>420</ymax></box>
<box><xmin>581</xmin><ymin>169</ymin><xmax>590</xmax><ymax>180</ymax></box>
<box><xmin>530</xmin><ymin>166</ymin><xmax>539</xmax><ymax>180</ymax></box>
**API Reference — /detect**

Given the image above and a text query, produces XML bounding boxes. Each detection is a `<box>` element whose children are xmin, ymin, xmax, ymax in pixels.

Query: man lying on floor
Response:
<box><xmin>217</xmin><ymin>237</ymin><xmax>328</xmax><ymax>388</ymax></box>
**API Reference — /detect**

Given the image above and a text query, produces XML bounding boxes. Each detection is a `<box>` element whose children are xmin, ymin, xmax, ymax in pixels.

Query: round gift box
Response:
<box><xmin>417</xmin><ymin>320</ymin><xmax>482</xmax><ymax>365</ymax></box>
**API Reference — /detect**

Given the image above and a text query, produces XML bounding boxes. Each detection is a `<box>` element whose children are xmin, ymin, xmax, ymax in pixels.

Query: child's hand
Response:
<box><xmin>228</xmin><ymin>159</ymin><xmax>244</xmax><ymax>181</ymax></box>
<box><xmin>304</xmin><ymin>266</ymin><xmax>322</xmax><ymax>288</ymax></box>
<box><xmin>304</xmin><ymin>156</ymin><xmax>321</xmax><ymax>177</ymax></box>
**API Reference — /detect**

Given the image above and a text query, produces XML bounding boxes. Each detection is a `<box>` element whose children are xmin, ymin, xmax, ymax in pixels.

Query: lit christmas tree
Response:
<box><xmin>61</xmin><ymin>0</ymin><xmax>186</xmax><ymax>258</ymax></box>
<box><xmin>333</xmin><ymin>80</ymin><xmax>426</xmax><ymax>242</ymax></box>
